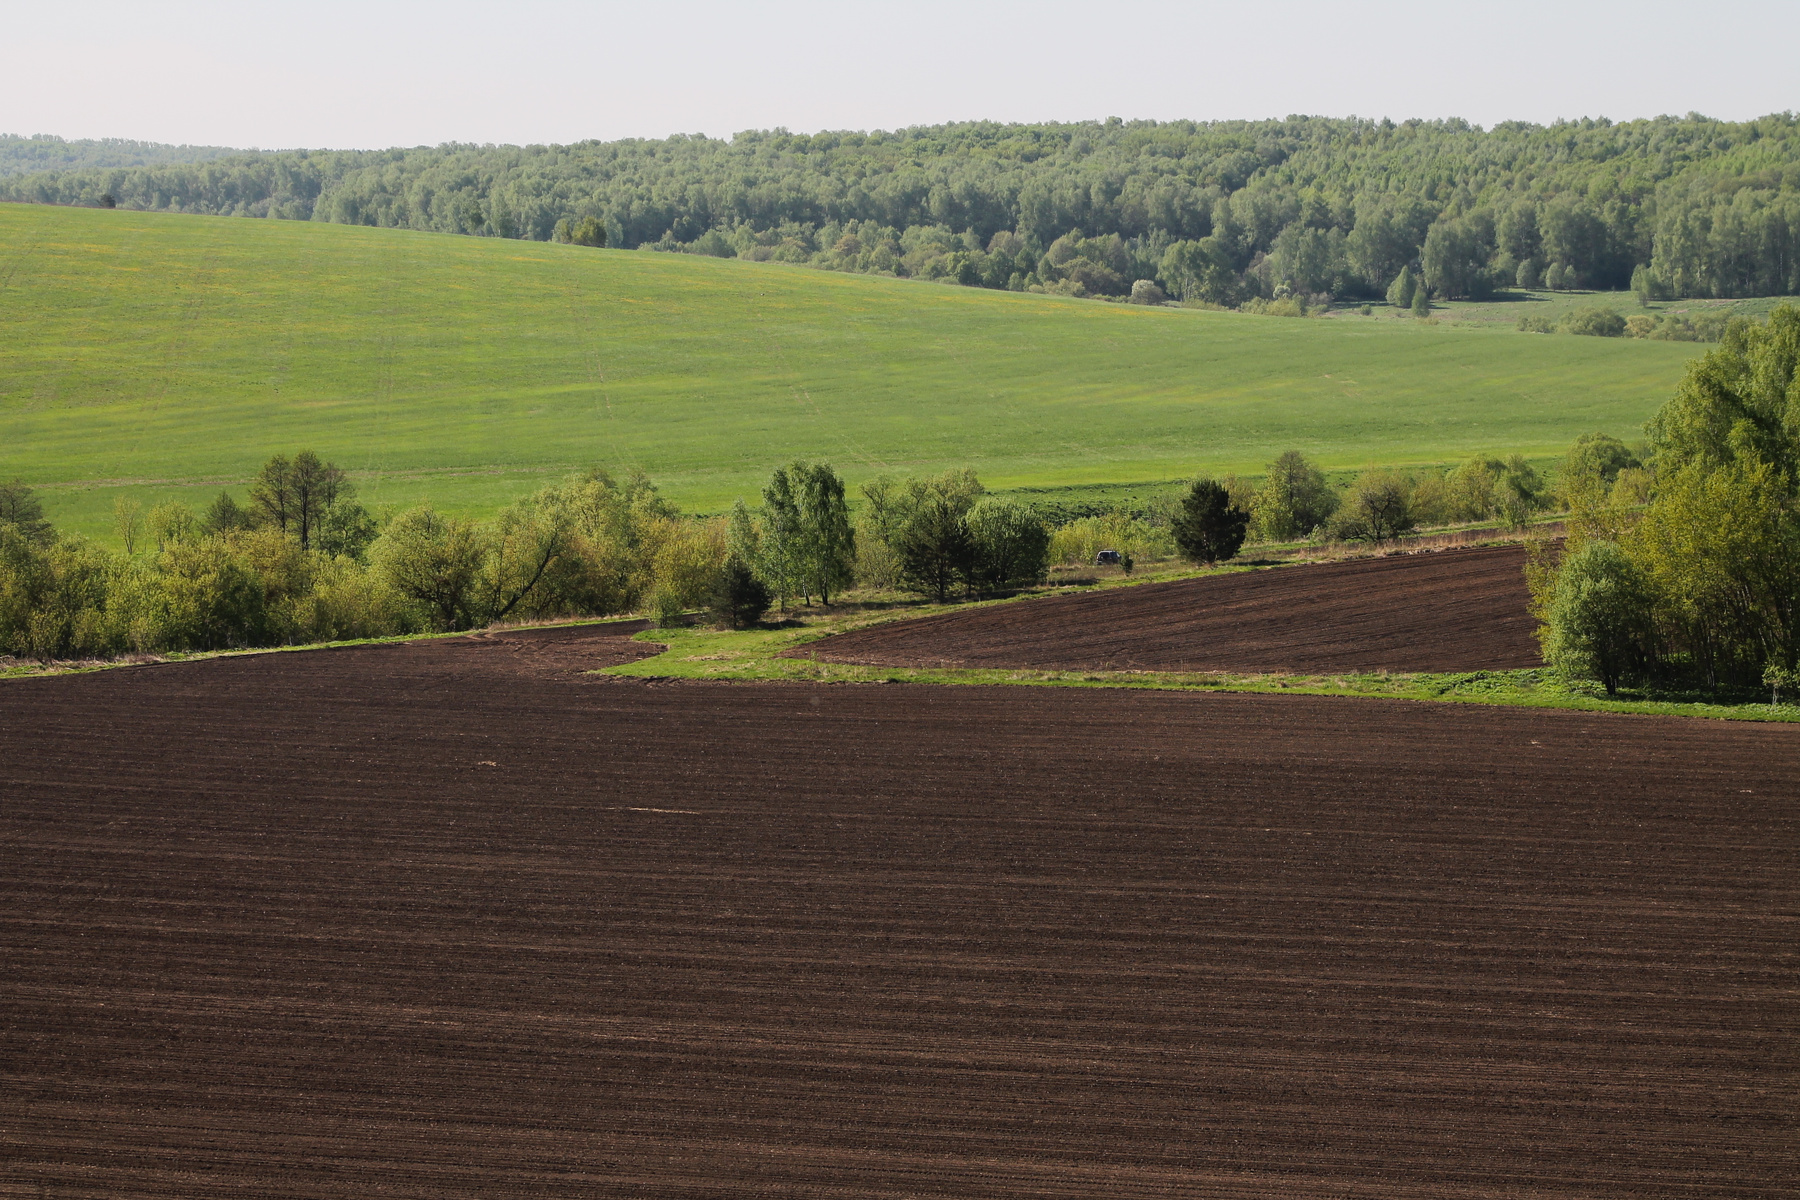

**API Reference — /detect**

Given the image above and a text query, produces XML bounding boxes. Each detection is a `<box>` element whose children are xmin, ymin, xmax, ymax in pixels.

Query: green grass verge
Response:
<box><xmin>2</xmin><ymin>203</ymin><xmax>1709</xmax><ymax>545</ymax></box>
<box><xmin>605</xmin><ymin>589</ymin><xmax>1800</xmax><ymax>725</ymax></box>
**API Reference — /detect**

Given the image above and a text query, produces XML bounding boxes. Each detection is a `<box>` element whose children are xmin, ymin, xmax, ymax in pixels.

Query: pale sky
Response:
<box><xmin>3</xmin><ymin>0</ymin><xmax>1795</xmax><ymax>150</ymax></box>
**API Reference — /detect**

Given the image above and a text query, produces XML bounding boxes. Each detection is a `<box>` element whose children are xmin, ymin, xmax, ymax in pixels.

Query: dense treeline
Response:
<box><xmin>1535</xmin><ymin>304</ymin><xmax>1800</xmax><ymax>696</ymax></box>
<box><xmin>7</xmin><ymin>115</ymin><xmax>1799</xmax><ymax>302</ymax></box>
<box><xmin>0</xmin><ymin>133</ymin><xmax>236</xmax><ymax>178</ymax></box>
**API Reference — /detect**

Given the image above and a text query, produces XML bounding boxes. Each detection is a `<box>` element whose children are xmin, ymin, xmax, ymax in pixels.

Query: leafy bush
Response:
<box><xmin>1128</xmin><ymin>279</ymin><xmax>1166</xmax><ymax>305</ymax></box>
<box><xmin>1251</xmin><ymin>450</ymin><xmax>1338</xmax><ymax>540</ymax></box>
<box><xmin>1047</xmin><ymin>511</ymin><xmax>1171</xmax><ymax>566</ymax></box>
<box><xmin>1539</xmin><ymin>541</ymin><xmax>1657</xmax><ymax>695</ymax></box>
<box><xmin>1564</xmin><ymin>306</ymin><xmax>1627</xmax><ymax>337</ymax></box>
<box><xmin>1332</xmin><ymin>469</ymin><xmax>1415</xmax><ymax>544</ymax></box>
<box><xmin>965</xmin><ymin>498</ymin><xmax>1051</xmax><ymax>592</ymax></box>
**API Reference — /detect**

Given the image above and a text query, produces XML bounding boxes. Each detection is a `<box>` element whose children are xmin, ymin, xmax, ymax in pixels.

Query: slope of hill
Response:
<box><xmin>0</xmin><ymin>203</ymin><xmax>1702</xmax><ymax>539</ymax></box>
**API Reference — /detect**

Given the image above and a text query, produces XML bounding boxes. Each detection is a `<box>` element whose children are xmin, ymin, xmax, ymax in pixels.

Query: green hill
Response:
<box><xmin>1</xmin><ymin>203</ymin><xmax>1702</xmax><ymax>541</ymax></box>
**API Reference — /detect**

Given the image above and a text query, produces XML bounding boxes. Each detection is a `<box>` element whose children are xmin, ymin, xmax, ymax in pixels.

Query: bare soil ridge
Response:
<box><xmin>807</xmin><ymin>544</ymin><xmax>1541</xmax><ymax>674</ymax></box>
<box><xmin>2</xmin><ymin>624</ymin><xmax>1796</xmax><ymax>1197</ymax></box>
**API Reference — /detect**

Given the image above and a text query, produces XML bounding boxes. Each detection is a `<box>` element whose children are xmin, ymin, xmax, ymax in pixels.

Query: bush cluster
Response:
<box><xmin>1518</xmin><ymin>305</ymin><xmax>1732</xmax><ymax>341</ymax></box>
<box><xmin>1533</xmin><ymin>304</ymin><xmax>1800</xmax><ymax>694</ymax></box>
<box><xmin>0</xmin><ymin>461</ymin><xmax>724</xmax><ymax>661</ymax></box>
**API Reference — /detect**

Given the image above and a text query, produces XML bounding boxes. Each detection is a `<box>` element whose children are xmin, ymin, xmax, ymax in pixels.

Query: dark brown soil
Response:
<box><xmin>2</xmin><ymin>623</ymin><xmax>1796</xmax><ymax>1198</ymax></box>
<box><xmin>807</xmin><ymin>545</ymin><xmax>1541</xmax><ymax>674</ymax></box>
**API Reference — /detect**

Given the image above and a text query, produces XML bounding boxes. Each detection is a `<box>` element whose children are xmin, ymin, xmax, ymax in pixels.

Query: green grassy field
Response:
<box><xmin>1</xmin><ymin>203</ymin><xmax>1707</xmax><ymax>542</ymax></box>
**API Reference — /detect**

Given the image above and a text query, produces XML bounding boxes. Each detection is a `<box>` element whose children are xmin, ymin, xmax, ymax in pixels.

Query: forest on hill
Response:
<box><xmin>5</xmin><ymin>115</ymin><xmax>1798</xmax><ymax>304</ymax></box>
<box><xmin>0</xmin><ymin>133</ymin><xmax>237</xmax><ymax>177</ymax></box>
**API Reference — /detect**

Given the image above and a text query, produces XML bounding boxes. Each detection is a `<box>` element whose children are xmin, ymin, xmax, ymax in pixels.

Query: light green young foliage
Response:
<box><xmin>1629</xmin><ymin>459</ymin><xmax>1800</xmax><ymax>684</ymax></box>
<box><xmin>372</xmin><ymin>507</ymin><xmax>489</xmax><ymax>631</ymax></box>
<box><xmin>1540</xmin><ymin>541</ymin><xmax>1658</xmax><ymax>696</ymax></box>
<box><xmin>1251</xmin><ymin>450</ymin><xmax>1338</xmax><ymax>540</ymax></box>
<box><xmin>1334</xmin><ymin>469</ymin><xmax>1415</xmax><ymax>544</ymax></box>
<box><xmin>1047</xmin><ymin>511</ymin><xmax>1173</xmax><ymax>565</ymax></box>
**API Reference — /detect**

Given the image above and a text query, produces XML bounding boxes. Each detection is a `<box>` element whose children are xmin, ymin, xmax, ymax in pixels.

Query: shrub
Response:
<box><xmin>372</xmin><ymin>507</ymin><xmax>488</xmax><ymax>631</ymax></box>
<box><xmin>1048</xmin><ymin>511</ymin><xmax>1171</xmax><ymax>566</ymax></box>
<box><xmin>1565</xmin><ymin>306</ymin><xmax>1626</xmax><ymax>337</ymax></box>
<box><xmin>1557</xmin><ymin>433</ymin><xmax>1640</xmax><ymax>508</ymax></box>
<box><xmin>1333</xmin><ymin>469</ymin><xmax>1415</xmax><ymax>544</ymax></box>
<box><xmin>300</xmin><ymin>556</ymin><xmax>416</xmax><ymax>641</ymax></box>
<box><xmin>1128</xmin><ymin>279</ymin><xmax>1166</xmax><ymax>305</ymax></box>
<box><xmin>154</xmin><ymin>536</ymin><xmax>269</xmax><ymax>650</ymax></box>
<box><xmin>648</xmin><ymin>586</ymin><xmax>686</xmax><ymax>629</ymax></box>
<box><xmin>966</xmin><ymin>498</ymin><xmax>1051</xmax><ymax>592</ymax></box>
<box><xmin>646</xmin><ymin>515</ymin><xmax>727</xmax><ymax>610</ymax></box>
<box><xmin>709</xmin><ymin>558</ymin><xmax>771</xmax><ymax>629</ymax></box>
<box><xmin>1386</xmin><ymin>266</ymin><xmax>1416</xmax><ymax>309</ymax></box>
<box><xmin>1539</xmin><ymin>541</ymin><xmax>1657</xmax><ymax>696</ymax></box>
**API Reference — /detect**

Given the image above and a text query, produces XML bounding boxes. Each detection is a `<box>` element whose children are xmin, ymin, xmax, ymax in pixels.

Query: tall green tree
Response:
<box><xmin>886</xmin><ymin>469</ymin><xmax>985</xmax><ymax>601</ymax></box>
<box><xmin>1172</xmin><ymin>478</ymin><xmax>1249</xmax><ymax>565</ymax></box>
<box><xmin>1251</xmin><ymin>450</ymin><xmax>1338</xmax><ymax>540</ymax></box>
<box><xmin>251</xmin><ymin>450</ymin><xmax>355</xmax><ymax>551</ymax></box>
<box><xmin>1646</xmin><ymin>305</ymin><xmax>1800</xmax><ymax>482</ymax></box>
<box><xmin>897</xmin><ymin>491</ymin><xmax>976</xmax><ymax>602</ymax></box>
<box><xmin>1539</xmin><ymin>541</ymin><xmax>1658</xmax><ymax>696</ymax></box>
<box><xmin>965</xmin><ymin>498</ymin><xmax>1051</xmax><ymax>593</ymax></box>
<box><xmin>797</xmin><ymin>462</ymin><xmax>856</xmax><ymax>604</ymax></box>
<box><xmin>759</xmin><ymin>464</ymin><xmax>806</xmax><ymax>607</ymax></box>
<box><xmin>0</xmin><ymin>480</ymin><xmax>52</xmax><ymax>545</ymax></box>
<box><xmin>1336</xmin><ymin>469</ymin><xmax>1415</xmax><ymax>544</ymax></box>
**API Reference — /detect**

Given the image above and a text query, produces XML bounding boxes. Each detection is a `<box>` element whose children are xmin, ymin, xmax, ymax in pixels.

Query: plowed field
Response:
<box><xmin>807</xmin><ymin>545</ymin><xmax>1540</xmax><ymax>674</ymax></box>
<box><xmin>3</xmin><ymin>623</ymin><xmax>1796</xmax><ymax>1198</ymax></box>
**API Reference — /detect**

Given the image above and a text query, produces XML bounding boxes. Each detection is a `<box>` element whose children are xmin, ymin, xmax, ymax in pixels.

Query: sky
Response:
<box><xmin>3</xmin><ymin>0</ymin><xmax>1796</xmax><ymax>150</ymax></box>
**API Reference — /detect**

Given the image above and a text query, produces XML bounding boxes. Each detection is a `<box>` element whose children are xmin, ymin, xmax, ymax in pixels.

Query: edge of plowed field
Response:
<box><xmin>7</xmin><ymin>550</ymin><xmax>1799</xmax><ymax>724</ymax></box>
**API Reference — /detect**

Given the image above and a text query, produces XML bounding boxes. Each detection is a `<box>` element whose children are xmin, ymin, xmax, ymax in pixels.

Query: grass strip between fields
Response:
<box><xmin>601</xmin><ymin>586</ymin><xmax>1800</xmax><ymax>725</ymax></box>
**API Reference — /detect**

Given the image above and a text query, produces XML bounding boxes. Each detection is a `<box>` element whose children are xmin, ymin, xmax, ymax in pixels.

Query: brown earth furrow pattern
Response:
<box><xmin>1</xmin><ymin>623</ymin><xmax>1796</xmax><ymax>1197</ymax></box>
<box><xmin>804</xmin><ymin>545</ymin><xmax>1541</xmax><ymax>674</ymax></box>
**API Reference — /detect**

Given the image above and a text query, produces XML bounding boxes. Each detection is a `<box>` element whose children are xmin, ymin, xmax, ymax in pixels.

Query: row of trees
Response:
<box><xmin>7</xmin><ymin>115</ymin><xmax>1796</xmax><ymax>303</ymax></box>
<box><xmin>1534</xmin><ymin>305</ymin><xmax>1800</xmax><ymax>695</ymax></box>
<box><xmin>0</xmin><ymin>441</ymin><xmax>1582</xmax><ymax>662</ymax></box>
<box><xmin>12</xmin><ymin>394</ymin><xmax>1731</xmax><ymax>666</ymax></box>
<box><xmin>0</xmin><ymin>461</ymin><xmax>720</xmax><ymax>660</ymax></box>
<box><xmin>724</xmin><ymin>465</ymin><xmax>1056</xmax><ymax>606</ymax></box>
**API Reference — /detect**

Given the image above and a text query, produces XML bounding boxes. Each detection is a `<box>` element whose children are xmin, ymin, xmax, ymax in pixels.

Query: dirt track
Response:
<box><xmin>807</xmin><ymin>545</ymin><xmax>1542</xmax><ymax>674</ymax></box>
<box><xmin>2</xmin><ymin>623</ymin><xmax>1797</xmax><ymax>1198</ymax></box>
